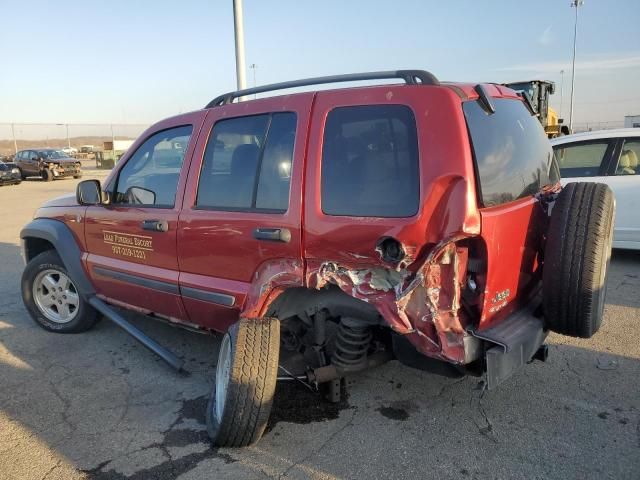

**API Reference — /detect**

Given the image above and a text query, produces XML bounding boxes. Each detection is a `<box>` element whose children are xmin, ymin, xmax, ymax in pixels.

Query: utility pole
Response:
<box><xmin>57</xmin><ymin>123</ymin><xmax>71</xmax><ymax>148</ymax></box>
<box><xmin>11</xmin><ymin>123</ymin><xmax>17</xmax><ymax>154</ymax></box>
<box><xmin>569</xmin><ymin>0</ymin><xmax>584</xmax><ymax>132</ymax></box>
<box><xmin>559</xmin><ymin>69</ymin><xmax>565</xmax><ymax>119</ymax></box>
<box><xmin>233</xmin><ymin>0</ymin><xmax>247</xmax><ymax>98</ymax></box>
<box><xmin>249</xmin><ymin>63</ymin><xmax>257</xmax><ymax>98</ymax></box>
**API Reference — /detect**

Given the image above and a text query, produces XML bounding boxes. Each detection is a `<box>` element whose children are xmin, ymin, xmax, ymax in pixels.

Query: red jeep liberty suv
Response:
<box><xmin>20</xmin><ymin>70</ymin><xmax>614</xmax><ymax>447</ymax></box>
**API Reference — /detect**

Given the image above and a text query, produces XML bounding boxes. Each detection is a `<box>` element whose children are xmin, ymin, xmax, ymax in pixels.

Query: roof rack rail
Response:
<box><xmin>205</xmin><ymin>69</ymin><xmax>439</xmax><ymax>108</ymax></box>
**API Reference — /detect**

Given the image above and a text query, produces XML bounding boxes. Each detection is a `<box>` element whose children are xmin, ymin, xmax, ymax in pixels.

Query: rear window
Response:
<box><xmin>464</xmin><ymin>98</ymin><xmax>559</xmax><ymax>207</ymax></box>
<box><xmin>321</xmin><ymin>105</ymin><xmax>419</xmax><ymax>217</ymax></box>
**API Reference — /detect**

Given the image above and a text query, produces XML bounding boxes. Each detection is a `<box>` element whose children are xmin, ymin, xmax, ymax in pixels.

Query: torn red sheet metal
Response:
<box><xmin>307</xmin><ymin>240</ymin><xmax>471</xmax><ymax>363</ymax></box>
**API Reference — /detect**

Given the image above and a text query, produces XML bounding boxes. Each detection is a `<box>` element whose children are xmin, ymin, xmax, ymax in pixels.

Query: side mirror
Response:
<box><xmin>77</xmin><ymin>179</ymin><xmax>103</xmax><ymax>205</ymax></box>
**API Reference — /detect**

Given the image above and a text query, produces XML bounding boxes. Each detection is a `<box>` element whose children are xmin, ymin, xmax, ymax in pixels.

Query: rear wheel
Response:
<box><xmin>543</xmin><ymin>182</ymin><xmax>615</xmax><ymax>338</ymax></box>
<box><xmin>206</xmin><ymin>317</ymin><xmax>280</xmax><ymax>447</ymax></box>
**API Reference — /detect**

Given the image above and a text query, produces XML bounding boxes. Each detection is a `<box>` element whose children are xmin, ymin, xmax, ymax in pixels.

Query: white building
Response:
<box><xmin>624</xmin><ymin>115</ymin><xmax>640</xmax><ymax>128</ymax></box>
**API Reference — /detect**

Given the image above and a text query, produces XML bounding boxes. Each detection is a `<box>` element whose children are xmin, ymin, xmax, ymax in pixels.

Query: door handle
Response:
<box><xmin>141</xmin><ymin>219</ymin><xmax>169</xmax><ymax>232</ymax></box>
<box><xmin>252</xmin><ymin>227</ymin><xmax>291</xmax><ymax>243</ymax></box>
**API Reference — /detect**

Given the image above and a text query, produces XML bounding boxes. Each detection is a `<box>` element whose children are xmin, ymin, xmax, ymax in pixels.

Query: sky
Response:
<box><xmin>1</xmin><ymin>0</ymin><xmax>639</xmax><ymax>129</ymax></box>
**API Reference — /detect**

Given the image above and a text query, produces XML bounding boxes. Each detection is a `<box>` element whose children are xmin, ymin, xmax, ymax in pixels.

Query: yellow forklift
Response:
<box><xmin>504</xmin><ymin>80</ymin><xmax>571</xmax><ymax>138</ymax></box>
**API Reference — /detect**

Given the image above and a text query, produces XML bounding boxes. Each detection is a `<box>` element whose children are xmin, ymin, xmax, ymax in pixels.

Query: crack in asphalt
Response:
<box><xmin>277</xmin><ymin>406</ymin><xmax>358</xmax><ymax>479</ymax></box>
<box><xmin>82</xmin><ymin>396</ymin><xmax>238</xmax><ymax>480</ymax></box>
<box><xmin>41</xmin><ymin>459</ymin><xmax>62</xmax><ymax>480</ymax></box>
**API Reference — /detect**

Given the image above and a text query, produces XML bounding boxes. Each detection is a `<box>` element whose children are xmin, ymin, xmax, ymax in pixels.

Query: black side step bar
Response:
<box><xmin>88</xmin><ymin>297</ymin><xmax>185</xmax><ymax>373</ymax></box>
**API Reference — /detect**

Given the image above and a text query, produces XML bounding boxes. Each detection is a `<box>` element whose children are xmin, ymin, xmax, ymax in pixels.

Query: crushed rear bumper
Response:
<box><xmin>471</xmin><ymin>300</ymin><xmax>548</xmax><ymax>390</ymax></box>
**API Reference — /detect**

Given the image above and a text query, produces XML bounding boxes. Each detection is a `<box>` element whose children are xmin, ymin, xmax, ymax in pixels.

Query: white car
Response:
<box><xmin>550</xmin><ymin>128</ymin><xmax>640</xmax><ymax>250</ymax></box>
<box><xmin>61</xmin><ymin>146</ymin><xmax>78</xmax><ymax>157</ymax></box>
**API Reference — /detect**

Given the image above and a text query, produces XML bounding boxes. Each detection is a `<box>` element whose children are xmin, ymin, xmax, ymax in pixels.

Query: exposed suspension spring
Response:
<box><xmin>331</xmin><ymin>318</ymin><xmax>372</xmax><ymax>371</ymax></box>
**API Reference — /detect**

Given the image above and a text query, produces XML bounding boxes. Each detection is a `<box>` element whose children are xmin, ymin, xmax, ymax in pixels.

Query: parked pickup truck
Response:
<box><xmin>20</xmin><ymin>70</ymin><xmax>614</xmax><ymax>447</ymax></box>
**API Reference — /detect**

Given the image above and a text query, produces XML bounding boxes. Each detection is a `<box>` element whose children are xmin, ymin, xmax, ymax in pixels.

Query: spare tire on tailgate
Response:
<box><xmin>543</xmin><ymin>182</ymin><xmax>615</xmax><ymax>338</ymax></box>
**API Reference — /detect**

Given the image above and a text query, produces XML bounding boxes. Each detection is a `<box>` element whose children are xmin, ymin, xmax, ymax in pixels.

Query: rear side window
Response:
<box><xmin>552</xmin><ymin>141</ymin><xmax>609</xmax><ymax>178</ymax></box>
<box><xmin>464</xmin><ymin>98</ymin><xmax>558</xmax><ymax>207</ymax></box>
<box><xmin>196</xmin><ymin>112</ymin><xmax>296</xmax><ymax>212</ymax></box>
<box><xmin>321</xmin><ymin>105</ymin><xmax>419</xmax><ymax>217</ymax></box>
<box><xmin>614</xmin><ymin>140</ymin><xmax>639</xmax><ymax>176</ymax></box>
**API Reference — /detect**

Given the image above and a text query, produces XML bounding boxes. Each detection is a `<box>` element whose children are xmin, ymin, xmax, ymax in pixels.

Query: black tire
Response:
<box><xmin>73</xmin><ymin>174</ymin><xmax>82</xmax><ymax>179</ymax></box>
<box><xmin>206</xmin><ymin>317</ymin><xmax>280</xmax><ymax>447</ymax></box>
<box><xmin>22</xmin><ymin>250</ymin><xmax>98</xmax><ymax>333</ymax></box>
<box><xmin>19</xmin><ymin>168</ymin><xmax>27</xmax><ymax>180</ymax></box>
<box><xmin>543</xmin><ymin>182</ymin><xmax>615</xmax><ymax>338</ymax></box>
<box><xmin>42</xmin><ymin>169</ymin><xmax>53</xmax><ymax>182</ymax></box>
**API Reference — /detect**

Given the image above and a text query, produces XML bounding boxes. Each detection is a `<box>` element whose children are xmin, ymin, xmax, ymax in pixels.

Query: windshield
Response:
<box><xmin>37</xmin><ymin>150</ymin><xmax>66</xmax><ymax>159</ymax></box>
<box><xmin>507</xmin><ymin>82</ymin><xmax>538</xmax><ymax>102</ymax></box>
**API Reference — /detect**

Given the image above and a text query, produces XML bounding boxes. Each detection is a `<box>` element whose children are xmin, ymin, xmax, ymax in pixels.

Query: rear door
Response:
<box><xmin>303</xmin><ymin>90</ymin><xmax>423</xmax><ymax>272</ymax></box>
<box><xmin>84</xmin><ymin>113</ymin><xmax>205</xmax><ymax>320</ymax></box>
<box><xmin>22</xmin><ymin>150</ymin><xmax>37</xmax><ymax>175</ymax></box>
<box><xmin>605</xmin><ymin>137</ymin><xmax>640</xmax><ymax>247</ymax></box>
<box><xmin>177</xmin><ymin>96</ymin><xmax>311</xmax><ymax>331</ymax></box>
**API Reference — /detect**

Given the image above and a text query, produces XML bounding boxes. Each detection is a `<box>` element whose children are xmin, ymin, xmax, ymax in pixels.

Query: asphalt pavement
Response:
<box><xmin>0</xmin><ymin>169</ymin><xmax>638</xmax><ymax>479</ymax></box>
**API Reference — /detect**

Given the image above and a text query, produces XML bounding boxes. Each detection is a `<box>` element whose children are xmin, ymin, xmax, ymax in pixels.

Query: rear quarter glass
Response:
<box><xmin>464</xmin><ymin>98</ymin><xmax>559</xmax><ymax>207</ymax></box>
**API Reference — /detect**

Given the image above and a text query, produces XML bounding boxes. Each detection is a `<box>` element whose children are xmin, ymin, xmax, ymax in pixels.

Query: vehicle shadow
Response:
<box><xmin>607</xmin><ymin>249</ymin><xmax>640</xmax><ymax>309</ymax></box>
<box><xmin>0</xmin><ymin>240</ymin><xmax>639</xmax><ymax>479</ymax></box>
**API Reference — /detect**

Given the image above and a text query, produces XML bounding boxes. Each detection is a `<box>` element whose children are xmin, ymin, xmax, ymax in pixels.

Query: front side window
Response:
<box><xmin>114</xmin><ymin>125</ymin><xmax>192</xmax><ymax>207</ymax></box>
<box><xmin>196</xmin><ymin>112</ymin><xmax>297</xmax><ymax>212</ymax></box>
<box><xmin>615</xmin><ymin>140</ymin><xmax>639</xmax><ymax>176</ymax></box>
<box><xmin>552</xmin><ymin>141</ymin><xmax>609</xmax><ymax>178</ymax></box>
<box><xmin>321</xmin><ymin>105</ymin><xmax>420</xmax><ymax>217</ymax></box>
<box><xmin>464</xmin><ymin>98</ymin><xmax>558</xmax><ymax>207</ymax></box>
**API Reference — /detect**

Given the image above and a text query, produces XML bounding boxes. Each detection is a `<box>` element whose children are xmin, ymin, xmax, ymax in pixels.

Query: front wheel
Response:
<box><xmin>41</xmin><ymin>169</ymin><xmax>53</xmax><ymax>181</ymax></box>
<box><xmin>22</xmin><ymin>250</ymin><xmax>98</xmax><ymax>333</ymax></box>
<box><xmin>206</xmin><ymin>317</ymin><xmax>280</xmax><ymax>447</ymax></box>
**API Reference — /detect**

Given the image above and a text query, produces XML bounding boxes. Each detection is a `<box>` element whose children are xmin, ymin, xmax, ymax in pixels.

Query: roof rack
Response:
<box><xmin>205</xmin><ymin>69</ymin><xmax>440</xmax><ymax>108</ymax></box>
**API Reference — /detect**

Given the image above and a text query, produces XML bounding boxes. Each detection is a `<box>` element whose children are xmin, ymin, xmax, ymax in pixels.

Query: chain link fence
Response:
<box><xmin>0</xmin><ymin>123</ymin><xmax>149</xmax><ymax>158</ymax></box>
<box><xmin>0</xmin><ymin>119</ymin><xmax>630</xmax><ymax>158</ymax></box>
<box><xmin>571</xmin><ymin>121</ymin><xmax>626</xmax><ymax>133</ymax></box>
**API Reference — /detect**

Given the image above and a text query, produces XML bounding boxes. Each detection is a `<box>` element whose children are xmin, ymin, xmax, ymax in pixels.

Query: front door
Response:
<box><xmin>177</xmin><ymin>96</ymin><xmax>311</xmax><ymax>332</ymax></box>
<box><xmin>84</xmin><ymin>116</ymin><xmax>203</xmax><ymax>320</ymax></box>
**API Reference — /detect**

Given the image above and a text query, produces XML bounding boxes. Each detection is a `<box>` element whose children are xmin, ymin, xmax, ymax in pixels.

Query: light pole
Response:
<box><xmin>233</xmin><ymin>0</ymin><xmax>247</xmax><ymax>98</ymax></box>
<box><xmin>569</xmin><ymin>0</ymin><xmax>583</xmax><ymax>132</ymax></box>
<box><xmin>559</xmin><ymin>69</ymin><xmax>565</xmax><ymax>119</ymax></box>
<box><xmin>57</xmin><ymin>123</ymin><xmax>71</xmax><ymax>149</ymax></box>
<box><xmin>249</xmin><ymin>63</ymin><xmax>257</xmax><ymax>98</ymax></box>
<box><xmin>10</xmin><ymin>123</ymin><xmax>17</xmax><ymax>154</ymax></box>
